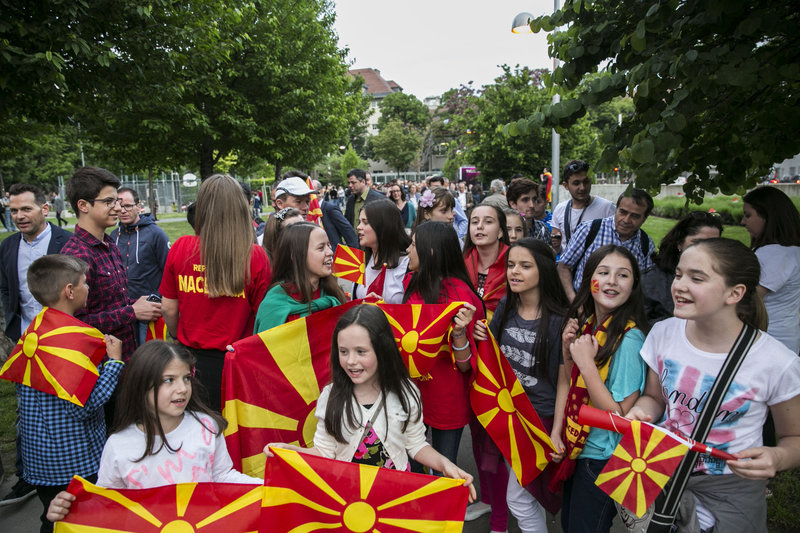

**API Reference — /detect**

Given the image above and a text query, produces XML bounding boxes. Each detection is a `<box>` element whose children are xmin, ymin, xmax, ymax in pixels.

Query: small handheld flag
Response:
<box><xmin>332</xmin><ymin>245</ymin><xmax>365</xmax><ymax>285</ymax></box>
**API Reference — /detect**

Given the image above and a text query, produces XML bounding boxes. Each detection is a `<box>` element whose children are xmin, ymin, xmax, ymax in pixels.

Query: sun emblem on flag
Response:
<box><xmin>332</xmin><ymin>245</ymin><xmax>366</xmax><ymax>285</ymax></box>
<box><xmin>262</xmin><ymin>448</ymin><xmax>468</xmax><ymax>532</ymax></box>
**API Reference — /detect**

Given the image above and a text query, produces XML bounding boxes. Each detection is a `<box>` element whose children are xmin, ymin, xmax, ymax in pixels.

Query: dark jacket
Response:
<box><xmin>321</xmin><ymin>201</ymin><xmax>358</xmax><ymax>251</ymax></box>
<box><xmin>110</xmin><ymin>213</ymin><xmax>170</xmax><ymax>299</ymax></box>
<box><xmin>0</xmin><ymin>223</ymin><xmax>72</xmax><ymax>342</ymax></box>
<box><xmin>344</xmin><ymin>187</ymin><xmax>384</xmax><ymax>228</ymax></box>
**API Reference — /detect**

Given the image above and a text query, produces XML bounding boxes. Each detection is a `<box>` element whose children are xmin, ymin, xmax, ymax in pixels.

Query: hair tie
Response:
<box><xmin>274</xmin><ymin>207</ymin><xmax>292</xmax><ymax>221</ymax></box>
<box><xmin>419</xmin><ymin>190</ymin><xmax>435</xmax><ymax>208</ymax></box>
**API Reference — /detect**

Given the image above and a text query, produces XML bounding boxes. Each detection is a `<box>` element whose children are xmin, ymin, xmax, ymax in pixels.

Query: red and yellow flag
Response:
<box><xmin>0</xmin><ymin>307</ymin><xmax>105</xmax><ymax>406</ymax></box>
<box><xmin>595</xmin><ymin>420</ymin><xmax>689</xmax><ymax>518</ymax></box>
<box><xmin>470</xmin><ymin>327</ymin><xmax>555</xmax><ymax>487</ymax></box>
<box><xmin>262</xmin><ymin>447</ymin><xmax>468</xmax><ymax>532</ymax></box>
<box><xmin>54</xmin><ymin>476</ymin><xmax>262</xmax><ymax>533</ymax></box>
<box><xmin>373</xmin><ymin>302</ymin><xmax>464</xmax><ymax>378</ymax></box>
<box><xmin>145</xmin><ymin>317</ymin><xmax>169</xmax><ymax>342</ymax></box>
<box><xmin>222</xmin><ymin>301</ymin><xmax>359</xmax><ymax>478</ymax></box>
<box><xmin>305</xmin><ymin>177</ymin><xmax>323</xmax><ymax>226</ymax></box>
<box><xmin>332</xmin><ymin>244</ymin><xmax>365</xmax><ymax>285</ymax></box>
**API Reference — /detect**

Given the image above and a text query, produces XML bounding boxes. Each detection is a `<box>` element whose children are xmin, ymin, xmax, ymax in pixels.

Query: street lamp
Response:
<box><xmin>512</xmin><ymin>3</ymin><xmax>561</xmax><ymax>207</ymax></box>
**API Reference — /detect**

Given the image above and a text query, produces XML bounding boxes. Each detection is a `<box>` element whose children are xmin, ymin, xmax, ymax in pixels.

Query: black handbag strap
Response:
<box><xmin>647</xmin><ymin>323</ymin><xmax>758</xmax><ymax>532</ymax></box>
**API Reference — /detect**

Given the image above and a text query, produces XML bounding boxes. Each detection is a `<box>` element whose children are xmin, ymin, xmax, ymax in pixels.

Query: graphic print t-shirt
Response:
<box><xmin>640</xmin><ymin>318</ymin><xmax>800</xmax><ymax>474</ymax></box>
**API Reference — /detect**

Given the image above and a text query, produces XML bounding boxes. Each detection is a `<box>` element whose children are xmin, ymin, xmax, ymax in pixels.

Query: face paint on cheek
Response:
<box><xmin>591</xmin><ymin>279</ymin><xmax>600</xmax><ymax>294</ymax></box>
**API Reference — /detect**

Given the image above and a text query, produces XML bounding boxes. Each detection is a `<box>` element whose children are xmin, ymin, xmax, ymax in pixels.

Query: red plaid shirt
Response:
<box><xmin>61</xmin><ymin>226</ymin><xmax>137</xmax><ymax>359</ymax></box>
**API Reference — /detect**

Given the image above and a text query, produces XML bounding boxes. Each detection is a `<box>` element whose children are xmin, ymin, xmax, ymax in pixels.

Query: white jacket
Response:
<box><xmin>313</xmin><ymin>382</ymin><xmax>428</xmax><ymax>471</ymax></box>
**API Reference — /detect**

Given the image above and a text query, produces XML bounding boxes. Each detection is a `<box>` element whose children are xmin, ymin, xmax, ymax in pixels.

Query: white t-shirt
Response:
<box><xmin>98</xmin><ymin>412</ymin><xmax>259</xmax><ymax>488</ymax></box>
<box><xmin>353</xmin><ymin>255</ymin><xmax>409</xmax><ymax>304</ymax></box>
<box><xmin>552</xmin><ymin>195</ymin><xmax>616</xmax><ymax>244</ymax></box>
<box><xmin>640</xmin><ymin>318</ymin><xmax>800</xmax><ymax>475</ymax></box>
<box><xmin>755</xmin><ymin>244</ymin><xmax>800</xmax><ymax>353</ymax></box>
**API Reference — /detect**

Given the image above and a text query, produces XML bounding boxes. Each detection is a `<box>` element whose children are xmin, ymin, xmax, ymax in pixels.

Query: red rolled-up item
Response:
<box><xmin>577</xmin><ymin>405</ymin><xmax>737</xmax><ymax>461</ymax></box>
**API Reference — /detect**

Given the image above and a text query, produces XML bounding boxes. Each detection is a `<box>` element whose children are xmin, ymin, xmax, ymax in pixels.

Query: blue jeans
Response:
<box><xmin>562</xmin><ymin>458</ymin><xmax>617</xmax><ymax>533</ymax></box>
<box><xmin>410</xmin><ymin>425</ymin><xmax>464</xmax><ymax>475</ymax></box>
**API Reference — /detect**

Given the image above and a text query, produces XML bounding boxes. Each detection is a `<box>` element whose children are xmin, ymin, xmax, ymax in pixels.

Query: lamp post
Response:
<box><xmin>512</xmin><ymin>3</ymin><xmax>561</xmax><ymax>207</ymax></box>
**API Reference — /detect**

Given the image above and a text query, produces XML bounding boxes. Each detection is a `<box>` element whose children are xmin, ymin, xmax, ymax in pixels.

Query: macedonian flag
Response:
<box><xmin>222</xmin><ymin>301</ymin><xmax>360</xmax><ymax>478</ymax></box>
<box><xmin>262</xmin><ymin>447</ymin><xmax>468</xmax><ymax>532</ymax></box>
<box><xmin>54</xmin><ymin>475</ymin><xmax>262</xmax><ymax>533</ymax></box>
<box><xmin>332</xmin><ymin>244</ymin><xmax>365</xmax><ymax>285</ymax></box>
<box><xmin>306</xmin><ymin>176</ymin><xmax>323</xmax><ymax>226</ymax></box>
<box><xmin>0</xmin><ymin>307</ymin><xmax>105</xmax><ymax>406</ymax></box>
<box><xmin>595</xmin><ymin>420</ymin><xmax>689</xmax><ymax>518</ymax></box>
<box><xmin>145</xmin><ymin>317</ymin><xmax>169</xmax><ymax>342</ymax></box>
<box><xmin>470</xmin><ymin>326</ymin><xmax>555</xmax><ymax>487</ymax></box>
<box><xmin>373</xmin><ymin>302</ymin><xmax>464</xmax><ymax>378</ymax></box>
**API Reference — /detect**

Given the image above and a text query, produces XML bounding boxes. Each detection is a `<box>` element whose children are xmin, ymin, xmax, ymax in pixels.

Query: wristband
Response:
<box><xmin>453</xmin><ymin>339</ymin><xmax>470</xmax><ymax>351</ymax></box>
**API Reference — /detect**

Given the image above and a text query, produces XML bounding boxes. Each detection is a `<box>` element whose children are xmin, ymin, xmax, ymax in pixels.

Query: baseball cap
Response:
<box><xmin>274</xmin><ymin>177</ymin><xmax>313</xmax><ymax>197</ymax></box>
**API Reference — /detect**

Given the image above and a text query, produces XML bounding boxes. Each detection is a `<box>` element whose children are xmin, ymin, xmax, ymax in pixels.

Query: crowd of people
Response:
<box><xmin>1</xmin><ymin>160</ymin><xmax>799</xmax><ymax>533</ymax></box>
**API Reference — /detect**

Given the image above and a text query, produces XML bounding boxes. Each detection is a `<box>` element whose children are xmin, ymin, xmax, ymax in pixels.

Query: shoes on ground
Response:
<box><xmin>464</xmin><ymin>500</ymin><xmax>492</xmax><ymax>521</ymax></box>
<box><xmin>0</xmin><ymin>478</ymin><xmax>36</xmax><ymax>506</ymax></box>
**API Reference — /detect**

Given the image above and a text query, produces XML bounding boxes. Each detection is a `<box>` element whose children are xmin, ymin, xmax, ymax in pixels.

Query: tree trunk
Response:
<box><xmin>199</xmin><ymin>138</ymin><xmax>215</xmax><ymax>180</ymax></box>
<box><xmin>147</xmin><ymin>169</ymin><xmax>157</xmax><ymax>221</ymax></box>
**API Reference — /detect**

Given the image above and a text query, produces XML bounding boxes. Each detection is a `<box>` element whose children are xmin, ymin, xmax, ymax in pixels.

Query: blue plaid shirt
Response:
<box><xmin>559</xmin><ymin>216</ymin><xmax>654</xmax><ymax>290</ymax></box>
<box><xmin>18</xmin><ymin>360</ymin><xmax>123</xmax><ymax>486</ymax></box>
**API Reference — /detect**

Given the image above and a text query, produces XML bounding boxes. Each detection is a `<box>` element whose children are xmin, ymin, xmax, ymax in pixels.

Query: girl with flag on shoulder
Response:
<box><xmin>352</xmin><ymin>198</ymin><xmax>411</xmax><ymax>304</ymax></box>
<box><xmin>550</xmin><ymin>244</ymin><xmax>650</xmax><ymax>533</ymax></box>
<box><xmin>473</xmin><ymin>237</ymin><xmax>569</xmax><ymax>532</ymax></box>
<box><xmin>627</xmin><ymin>239</ymin><xmax>800</xmax><ymax>533</ymax></box>
<box><xmin>253</xmin><ymin>222</ymin><xmax>346</xmax><ymax>333</ymax></box>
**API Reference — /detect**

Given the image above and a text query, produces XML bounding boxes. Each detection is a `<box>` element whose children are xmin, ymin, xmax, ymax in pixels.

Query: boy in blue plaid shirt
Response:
<box><xmin>15</xmin><ymin>255</ymin><xmax>123</xmax><ymax>533</ymax></box>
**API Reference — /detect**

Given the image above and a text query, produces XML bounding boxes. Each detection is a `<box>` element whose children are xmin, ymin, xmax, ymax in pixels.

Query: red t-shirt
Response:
<box><xmin>159</xmin><ymin>235</ymin><xmax>271</xmax><ymax>350</ymax></box>
<box><xmin>407</xmin><ymin>278</ymin><xmax>485</xmax><ymax>429</ymax></box>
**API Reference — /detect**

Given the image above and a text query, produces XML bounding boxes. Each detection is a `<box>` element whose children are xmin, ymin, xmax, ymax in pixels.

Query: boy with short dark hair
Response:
<box><xmin>12</xmin><ymin>254</ymin><xmax>123</xmax><ymax>533</ymax></box>
<box><xmin>61</xmin><ymin>167</ymin><xmax>161</xmax><ymax>359</ymax></box>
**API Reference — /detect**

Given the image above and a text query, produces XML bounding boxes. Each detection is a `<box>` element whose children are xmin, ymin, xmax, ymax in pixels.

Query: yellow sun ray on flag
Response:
<box><xmin>469</xmin><ymin>326</ymin><xmax>555</xmax><ymax>487</ymax></box>
<box><xmin>1</xmin><ymin>308</ymin><xmax>106</xmax><ymax>406</ymax></box>
<box><xmin>262</xmin><ymin>448</ymin><xmax>469</xmax><ymax>532</ymax></box>
<box><xmin>55</xmin><ymin>476</ymin><xmax>263</xmax><ymax>533</ymax></box>
<box><xmin>332</xmin><ymin>245</ymin><xmax>365</xmax><ymax>284</ymax></box>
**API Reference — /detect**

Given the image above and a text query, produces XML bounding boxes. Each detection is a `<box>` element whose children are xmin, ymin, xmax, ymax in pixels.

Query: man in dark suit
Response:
<box><xmin>0</xmin><ymin>183</ymin><xmax>71</xmax><ymax>505</ymax></box>
<box><xmin>344</xmin><ymin>168</ymin><xmax>383</xmax><ymax>229</ymax></box>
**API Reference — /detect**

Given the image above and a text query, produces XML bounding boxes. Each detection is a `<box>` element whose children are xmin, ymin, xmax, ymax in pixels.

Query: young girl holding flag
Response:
<box><xmin>551</xmin><ymin>245</ymin><xmax>650</xmax><ymax>533</ymax></box>
<box><xmin>265</xmin><ymin>304</ymin><xmax>476</xmax><ymax>500</ymax></box>
<box><xmin>46</xmin><ymin>341</ymin><xmax>258</xmax><ymax>522</ymax></box>
<box><xmin>628</xmin><ymin>238</ymin><xmax>800</xmax><ymax>532</ymax></box>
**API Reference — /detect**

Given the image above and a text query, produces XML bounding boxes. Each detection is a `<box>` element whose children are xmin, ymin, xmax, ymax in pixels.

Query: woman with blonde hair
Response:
<box><xmin>160</xmin><ymin>174</ymin><xmax>272</xmax><ymax>411</ymax></box>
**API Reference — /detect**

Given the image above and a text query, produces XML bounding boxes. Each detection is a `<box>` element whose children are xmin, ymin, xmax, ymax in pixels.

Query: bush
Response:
<box><xmin>652</xmin><ymin>196</ymin><xmax>744</xmax><ymax>225</ymax></box>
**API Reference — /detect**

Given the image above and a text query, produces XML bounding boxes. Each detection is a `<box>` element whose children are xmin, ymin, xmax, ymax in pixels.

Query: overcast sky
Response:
<box><xmin>332</xmin><ymin>0</ymin><xmax>559</xmax><ymax>100</ymax></box>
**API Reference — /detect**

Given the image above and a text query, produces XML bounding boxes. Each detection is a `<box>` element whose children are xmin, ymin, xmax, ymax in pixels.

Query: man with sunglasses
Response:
<box><xmin>551</xmin><ymin>159</ymin><xmax>615</xmax><ymax>246</ymax></box>
<box><xmin>110</xmin><ymin>187</ymin><xmax>170</xmax><ymax>345</ymax></box>
<box><xmin>61</xmin><ymin>167</ymin><xmax>162</xmax><ymax>360</ymax></box>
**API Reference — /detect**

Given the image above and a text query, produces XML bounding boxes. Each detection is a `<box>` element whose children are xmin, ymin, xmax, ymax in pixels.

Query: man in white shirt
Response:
<box><xmin>551</xmin><ymin>159</ymin><xmax>615</xmax><ymax>245</ymax></box>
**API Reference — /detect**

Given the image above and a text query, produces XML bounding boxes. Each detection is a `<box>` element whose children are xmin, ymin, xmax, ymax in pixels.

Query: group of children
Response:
<box><xmin>13</xmin><ymin>172</ymin><xmax>800</xmax><ymax>533</ymax></box>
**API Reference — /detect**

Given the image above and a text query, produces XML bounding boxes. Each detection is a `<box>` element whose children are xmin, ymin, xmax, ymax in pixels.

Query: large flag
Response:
<box><xmin>469</xmin><ymin>327</ymin><xmax>555</xmax><ymax>487</ymax></box>
<box><xmin>222</xmin><ymin>301</ymin><xmax>359</xmax><ymax>478</ymax></box>
<box><xmin>54</xmin><ymin>476</ymin><xmax>262</xmax><ymax>533</ymax></box>
<box><xmin>373</xmin><ymin>302</ymin><xmax>464</xmax><ymax>378</ymax></box>
<box><xmin>594</xmin><ymin>420</ymin><xmax>689</xmax><ymax>518</ymax></box>
<box><xmin>332</xmin><ymin>244</ymin><xmax>365</xmax><ymax>285</ymax></box>
<box><xmin>0</xmin><ymin>307</ymin><xmax>105</xmax><ymax>406</ymax></box>
<box><xmin>262</xmin><ymin>447</ymin><xmax>468</xmax><ymax>532</ymax></box>
<box><xmin>145</xmin><ymin>317</ymin><xmax>169</xmax><ymax>342</ymax></box>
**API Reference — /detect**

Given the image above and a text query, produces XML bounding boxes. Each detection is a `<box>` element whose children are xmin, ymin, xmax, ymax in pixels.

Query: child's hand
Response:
<box><xmin>440</xmin><ymin>462</ymin><xmax>477</xmax><ymax>503</ymax></box>
<box><xmin>104</xmin><ymin>335</ymin><xmax>122</xmax><ymax>360</ymax></box>
<box><xmin>562</xmin><ymin>318</ymin><xmax>579</xmax><ymax>362</ymax></box>
<box><xmin>727</xmin><ymin>447</ymin><xmax>782</xmax><ymax>480</ymax></box>
<box><xmin>569</xmin><ymin>334</ymin><xmax>599</xmax><ymax>371</ymax></box>
<box><xmin>46</xmin><ymin>490</ymin><xmax>75</xmax><ymax>522</ymax></box>
<box><xmin>550</xmin><ymin>432</ymin><xmax>566</xmax><ymax>463</ymax></box>
<box><xmin>452</xmin><ymin>303</ymin><xmax>476</xmax><ymax>336</ymax></box>
<box><xmin>625</xmin><ymin>406</ymin><xmax>653</xmax><ymax>422</ymax></box>
<box><xmin>132</xmin><ymin>295</ymin><xmax>162</xmax><ymax>321</ymax></box>
<box><xmin>473</xmin><ymin>320</ymin><xmax>489</xmax><ymax>342</ymax></box>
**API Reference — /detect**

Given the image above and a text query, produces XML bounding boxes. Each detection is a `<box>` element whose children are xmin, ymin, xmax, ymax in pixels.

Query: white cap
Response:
<box><xmin>274</xmin><ymin>177</ymin><xmax>313</xmax><ymax>197</ymax></box>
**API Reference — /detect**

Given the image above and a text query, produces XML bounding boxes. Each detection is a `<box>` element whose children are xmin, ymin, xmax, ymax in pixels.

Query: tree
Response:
<box><xmin>525</xmin><ymin>0</ymin><xmax>800</xmax><ymax>199</ymax></box>
<box><xmin>339</xmin><ymin>146</ymin><xmax>368</xmax><ymax>183</ymax></box>
<box><xmin>371</xmin><ymin>119</ymin><xmax>421</xmax><ymax>175</ymax></box>
<box><xmin>377</xmin><ymin>92</ymin><xmax>431</xmax><ymax>131</ymax></box>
